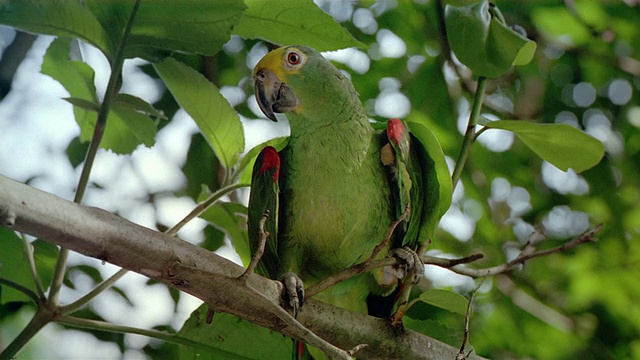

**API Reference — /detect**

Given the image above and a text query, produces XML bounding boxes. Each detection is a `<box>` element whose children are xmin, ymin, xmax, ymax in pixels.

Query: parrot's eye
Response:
<box><xmin>286</xmin><ymin>51</ymin><xmax>302</xmax><ymax>66</ymax></box>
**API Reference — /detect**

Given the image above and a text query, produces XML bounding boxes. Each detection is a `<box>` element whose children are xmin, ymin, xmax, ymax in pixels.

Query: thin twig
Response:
<box><xmin>21</xmin><ymin>234</ymin><xmax>46</xmax><ymax>299</ymax></box>
<box><xmin>305</xmin><ymin>207</ymin><xmax>409</xmax><ymax>298</ymax></box>
<box><xmin>456</xmin><ymin>277</ymin><xmax>485</xmax><ymax>360</ymax></box>
<box><xmin>56</xmin><ymin>315</ymin><xmax>231</xmax><ymax>353</ymax></box>
<box><xmin>452</xmin><ymin>76</ymin><xmax>487</xmax><ymax>189</ymax></box>
<box><xmin>313</xmin><ymin>224</ymin><xmax>599</xmax><ymax>283</ymax></box>
<box><xmin>59</xmin><ymin>268</ymin><xmax>128</xmax><ymax>315</ymax></box>
<box><xmin>167</xmin><ymin>183</ymin><xmax>248</xmax><ymax>237</ymax></box>
<box><xmin>444</xmin><ymin>225</ymin><xmax>602</xmax><ymax>278</ymax></box>
<box><xmin>425</xmin><ymin>253</ymin><xmax>485</xmax><ymax>268</ymax></box>
<box><xmin>238</xmin><ymin>211</ymin><xmax>269</xmax><ymax>283</ymax></box>
<box><xmin>347</xmin><ymin>344</ymin><xmax>369</xmax><ymax>357</ymax></box>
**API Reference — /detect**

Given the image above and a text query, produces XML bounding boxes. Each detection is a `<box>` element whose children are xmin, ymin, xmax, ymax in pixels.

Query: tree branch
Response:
<box><xmin>0</xmin><ymin>175</ymin><xmax>484</xmax><ymax>360</ymax></box>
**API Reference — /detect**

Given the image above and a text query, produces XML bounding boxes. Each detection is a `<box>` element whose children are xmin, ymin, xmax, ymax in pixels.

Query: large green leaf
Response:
<box><xmin>0</xmin><ymin>229</ymin><xmax>33</xmax><ymax>304</ymax></box>
<box><xmin>403</xmin><ymin>291</ymin><xmax>468</xmax><ymax>347</ymax></box>
<box><xmin>233</xmin><ymin>0</ymin><xmax>365</xmax><ymax>51</ymax></box>
<box><xmin>531</xmin><ymin>6</ymin><xmax>592</xmax><ymax>48</ymax></box>
<box><xmin>0</xmin><ymin>0</ymin><xmax>114</xmax><ymax>57</ymax></box>
<box><xmin>114</xmin><ymin>93</ymin><xmax>168</xmax><ymax>120</ymax></box>
<box><xmin>0</xmin><ymin>0</ymin><xmax>245</xmax><ymax>62</ymax></box>
<box><xmin>123</xmin><ymin>0</ymin><xmax>246</xmax><ymax>60</ymax></box>
<box><xmin>178</xmin><ymin>305</ymin><xmax>292</xmax><ymax>360</ymax></box>
<box><xmin>0</xmin><ymin>230</ymin><xmax>58</xmax><ymax>304</ymax></box>
<box><xmin>483</xmin><ymin>120</ymin><xmax>605</xmax><ymax>173</ymax></box>
<box><xmin>408</xmin><ymin>122</ymin><xmax>452</xmax><ymax>231</ymax></box>
<box><xmin>182</xmin><ymin>134</ymin><xmax>221</xmax><ymax>201</ymax></box>
<box><xmin>155</xmin><ymin>57</ymin><xmax>245</xmax><ymax>169</ymax></box>
<box><xmin>102</xmin><ymin>104</ymin><xmax>158</xmax><ymax>154</ymax></box>
<box><xmin>416</xmin><ymin>289</ymin><xmax>469</xmax><ymax>316</ymax></box>
<box><xmin>42</xmin><ymin>38</ymin><xmax>157</xmax><ymax>154</ymax></box>
<box><xmin>41</xmin><ymin>37</ymin><xmax>99</xmax><ymax>139</ymax></box>
<box><xmin>445</xmin><ymin>1</ymin><xmax>536</xmax><ymax>78</ymax></box>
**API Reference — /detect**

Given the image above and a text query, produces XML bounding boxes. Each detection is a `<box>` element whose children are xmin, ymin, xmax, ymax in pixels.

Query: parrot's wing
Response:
<box><xmin>382</xmin><ymin>118</ymin><xmax>432</xmax><ymax>248</ymax></box>
<box><xmin>247</xmin><ymin>146</ymin><xmax>281</xmax><ymax>279</ymax></box>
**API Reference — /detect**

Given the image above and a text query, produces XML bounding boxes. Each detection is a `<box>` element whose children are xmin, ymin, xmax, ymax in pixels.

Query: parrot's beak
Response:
<box><xmin>254</xmin><ymin>68</ymin><xmax>299</xmax><ymax>122</ymax></box>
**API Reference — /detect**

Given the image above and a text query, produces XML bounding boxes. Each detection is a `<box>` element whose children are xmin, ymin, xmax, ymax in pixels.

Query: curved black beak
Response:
<box><xmin>254</xmin><ymin>68</ymin><xmax>299</xmax><ymax>122</ymax></box>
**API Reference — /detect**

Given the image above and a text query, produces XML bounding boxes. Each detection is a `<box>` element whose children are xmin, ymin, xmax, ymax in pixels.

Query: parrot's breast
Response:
<box><xmin>280</xmin><ymin>128</ymin><xmax>392</xmax><ymax>283</ymax></box>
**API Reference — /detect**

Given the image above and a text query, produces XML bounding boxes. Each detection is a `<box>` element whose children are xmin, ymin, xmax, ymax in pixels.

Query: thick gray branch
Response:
<box><xmin>0</xmin><ymin>175</ymin><xmax>483</xmax><ymax>359</ymax></box>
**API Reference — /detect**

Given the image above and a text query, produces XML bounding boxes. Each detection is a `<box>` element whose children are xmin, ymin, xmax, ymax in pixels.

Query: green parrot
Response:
<box><xmin>248</xmin><ymin>45</ymin><xmax>438</xmax><ymax>318</ymax></box>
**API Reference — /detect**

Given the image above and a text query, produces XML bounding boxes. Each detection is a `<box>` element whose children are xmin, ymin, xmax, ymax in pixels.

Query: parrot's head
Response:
<box><xmin>253</xmin><ymin>45</ymin><xmax>355</xmax><ymax>122</ymax></box>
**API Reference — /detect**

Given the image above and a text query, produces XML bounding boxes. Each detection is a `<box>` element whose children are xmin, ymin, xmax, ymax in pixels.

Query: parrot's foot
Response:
<box><xmin>389</xmin><ymin>247</ymin><xmax>424</xmax><ymax>284</ymax></box>
<box><xmin>278</xmin><ymin>272</ymin><xmax>305</xmax><ymax>318</ymax></box>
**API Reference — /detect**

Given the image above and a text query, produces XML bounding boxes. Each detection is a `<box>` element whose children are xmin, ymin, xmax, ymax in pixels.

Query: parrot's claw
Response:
<box><xmin>279</xmin><ymin>272</ymin><xmax>305</xmax><ymax>317</ymax></box>
<box><xmin>389</xmin><ymin>247</ymin><xmax>424</xmax><ymax>284</ymax></box>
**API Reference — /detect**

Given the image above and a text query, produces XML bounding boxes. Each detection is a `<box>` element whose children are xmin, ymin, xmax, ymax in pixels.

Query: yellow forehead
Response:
<box><xmin>253</xmin><ymin>46</ymin><xmax>304</xmax><ymax>79</ymax></box>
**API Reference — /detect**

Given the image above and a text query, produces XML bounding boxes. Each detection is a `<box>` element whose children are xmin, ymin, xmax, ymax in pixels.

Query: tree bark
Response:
<box><xmin>0</xmin><ymin>174</ymin><xmax>484</xmax><ymax>359</ymax></box>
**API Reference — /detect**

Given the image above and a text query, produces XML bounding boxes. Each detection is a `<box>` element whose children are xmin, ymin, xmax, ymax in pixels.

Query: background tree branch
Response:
<box><xmin>0</xmin><ymin>175</ymin><xmax>485</xmax><ymax>359</ymax></box>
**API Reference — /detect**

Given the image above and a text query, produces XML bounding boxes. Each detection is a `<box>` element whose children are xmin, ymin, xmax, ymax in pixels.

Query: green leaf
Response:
<box><xmin>32</xmin><ymin>240</ymin><xmax>59</xmax><ymax>293</ymax></box>
<box><xmin>483</xmin><ymin>120</ymin><xmax>605</xmax><ymax>173</ymax></box>
<box><xmin>101</xmin><ymin>103</ymin><xmax>158</xmax><ymax>154</ymax></box>
<box><xmin>233</xmin><ymin>0</ymin><xmax>365</xmax><ymax>52</ymax></box>
<box><xmin>41</xmin><ymin>37</ymin><xmax>99</xmax><ymax>142</ymax></box>
<box><xmin>403</xmin><ymin>294</ymin><xmax>467</xmax><ymax>347</ymax></box>
<box><xmin>178</xmin><ymin>305</ymin><xmax>292</xmax><ymax>359</ymax></box>
<box><xmin>408</xmin><ymin>122</ymin><xmax>452</xmax><ymax>228</ymax></box>
<box><xmin>66</xmin><ymin>136</ymin><xmax>90</xmax><ymax>169</ymax></box>
<box><xmin>123</xmin><ymin>0</ymin><xmax>246</xmax><ymax>60</ymax></box>
<box><xmin>403</xmin><ymin>317</ymin><xmax>464</xmax><ymax>348</ymax></box>
<box><xmin>0</xmin><ymin>1</ymin><xmax>245</xmax><ymax>62</ymax></box>
<box><xmin>200</xmin><ymin>202</ymin><xmax>250</xmax><ymax>267</ymax></box>
<box><xmin>531</xmin><ymin>6</ymin><xmax>591</xmax><ymax>48</ymax></box>
<box><xmin>114</xmin><ymin>94</ymin><xmax>167</xmax><ymax>120</ymax></box>
<box><xmin>155</xmin><ymin>57</ymin><xmax>245</xmax><ymax>169</ymax></box>
<box><xmin>201</xmin><ymin>226</ymin><xmax>226</xmax><ymax>253</ymax></box>
<box><xmin>63</xmin><ymin>97</ymin><xmax>100</xmax><ymax>112</ymax></box>
<box><xmin>0</xmin><ymin>231</ymin><xmax>58</xmax><ymax>304</ymax></box>
<box><xmin>0</xmin><ymin>0</ymin><xmax>114</xmax><ymax>58</ymax></box>
<box><xmin>0</xmin><ymin>229</ymin><xmax>33</xmax><ymax>304</ymax></box>
<box><xmin>445</xmin><ymin>1</ymin><xmax>537</xmax><ymax>77</ymax></box>
<box><xmin>416</xmin><ymin>289</ymin><xmax>469</xmax><ymax>316</ymax></box>
<box><xmin>42</xmin><ymin>39</ymin><xmax>157</xmax><ymax>154</ymax></box>
<box><xmin>182</xmin><ymin>134</ymin><xmax>221</xmax><ymax>200</ymax></box>
<box><xmin>111</xmin><ymin>286</ymin><xmax>135</xmax><ymax>307</ymax></box>
<box><xmin>68</xmin><ymin>265</ymin><xmax>104</xmax><ymax>285</ymax></box>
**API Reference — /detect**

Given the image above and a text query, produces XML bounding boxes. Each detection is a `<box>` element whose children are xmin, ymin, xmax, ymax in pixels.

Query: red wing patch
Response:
<box><xmin>387</xmin><ymin>118</ymin><xmax>405</xmax><ymax>145</ymax></box>
<box><xmin>260</xmin><ymin>146</ymin><xmax>281</xmax><ymax>182</ymax></box>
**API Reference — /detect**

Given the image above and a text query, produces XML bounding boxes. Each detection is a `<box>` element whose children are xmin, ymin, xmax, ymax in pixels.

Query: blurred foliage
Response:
<box><xmin>1</xmin><ymin>0</ymin><xmax>639</xmax><ymax>359</ymax></box>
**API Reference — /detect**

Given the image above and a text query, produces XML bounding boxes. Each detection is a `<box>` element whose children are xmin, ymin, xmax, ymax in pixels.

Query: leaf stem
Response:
<box><xmin>59</xmin><ymin>268</ymin><xmax>128</xmax><ymax>315</ymax></box>
<box><xmin>451</xmin><ymin>76</ymin><xmax>487</xmax><ymax>189</ymax></box>
<box><xmin>167</xmin><ymin>183</ymin><xmax>248</xmax><ymax>237</ymax></box>
<box><xmin>55</xmin><ymin>316</ymin><xmax>244</xmax><ymax>357</ymax></box>
<box><xmin>21</xmin><ymin>234</ymin><xmax>45</xmax><ymax>299</ymax></box>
